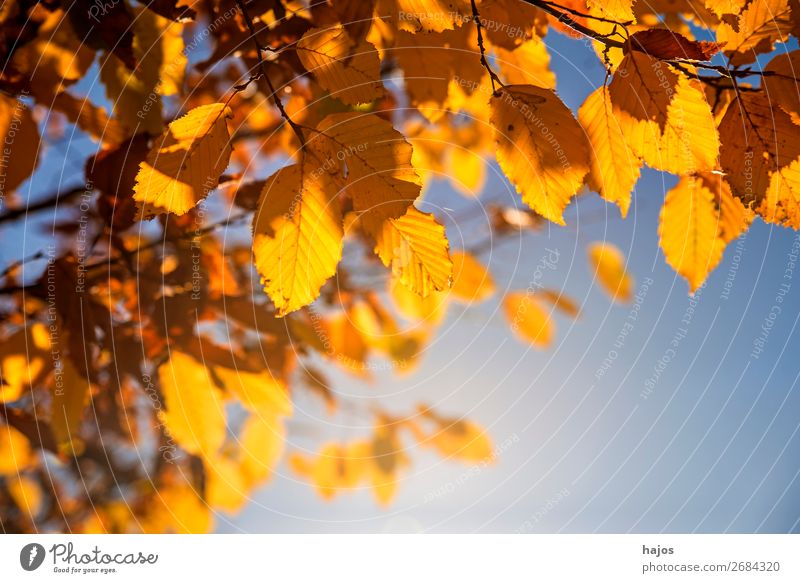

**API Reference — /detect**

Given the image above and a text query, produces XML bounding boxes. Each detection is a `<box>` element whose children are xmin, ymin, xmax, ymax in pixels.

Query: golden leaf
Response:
<box><xmin>578</xmin><ymin>86</ymin><xmax>641</xmax><ymax>217</ymax></box>
<box><xmin>297</xmin><ymin>25</ymin><xmax>385</xmax><ymax>105</ymax></box>
<box><xmin>763</xmin><ymin>51</ymin><xmax>800</xmax><ymax>118</ymax></box>
<box><xmin>0</xmin><ymin>425</ymin><xmax>33</xmax><ymax>475</ymax></box>
<box><xmin>394</xmin><ymin>0</ymin><xmax>469</xmax><ymax>32</ymax></box>
<box><xmin>252</xmin><ymin>162</ymin><xmax>344</xmax><ymax>316</ymax></box>
<box><xmin>389</xmin><ymin>277</ymin><xmax>448</xmax><ymax>324</ymax></box>
<box><xmin>133</xmin><ymin>103</ymin><xmax>233</xmax><ymax>218</ymax></box>
<box><xmin>719</xmin><ymin>92</ymin><xmax>800</xmax><ymax>227</ymax></box>
<box><xmin>214</xmin><ymin>366</ymin><xmax>292</xmax><ymax>415</ymax></box>
<box><xmin>491</xmin><ymin>85</ymin><xmax>590</xmax><ymax>225</ymax></box>
<box><xmin>315</xmin><ymin>112</ymin><xmax>421</xmax><ymax>235</ymax></box>
<box><xmin>717</xmin><ymin>0</ymin><xmax>792</xmax><ymax>64</ymax></box>
<box><xmin>587</xmin><ymin>0</ymin><xmax>635</xmax><ymax>21</ymax></box>
<box><xmin>0</xmin><ymin>94</ymin><xmax>41</xmax><ymax>195</ymax></box>
<box><xmin>503</xmin><ymin>292</ymin><xmax>554</xmax><ymax>348</ymax></box>
<box><xmin>99</xmin><ymin>6</ymin><xmax>186</xmax><ymax>135</ymax></box>
<box><xmin>610</xmin><ymin>53</ymin><xmax>719</xmax><ymax>174</ymax></box>
<box><xmin>157</xmin><ymin>351</ymin><xmax>226</xmax><ymax>459</ymax></box>
<box><xmin>372</xmin><ymin>206</ymin><xmax>453</xmax><ymax>296</ymax></box>
<box><xmin>393</xmin><ymin>28</ymin><xmax>484</xmax><ymax>121</ymax></box>
<box><xmin>240</xmin><ymin>413</ymin><xmax>286</xmax><ymax>487</ymax></box>
<box><xmin>494</xmin><ymin>36</ymin><xmax>556</xmax><ymax>88</ymax></box>
<box><xmin>449</xmin><ymin>250</ymin><xmax>495</xmax><ymax>303</ymax></box>
<box><xmin>50</xmin><ymin>357</ymin><xmax>91</xmax><ymax>456</ymax></box>
<box><xmin>587</xmin><ymin>242</ymin><xmax>634</xmax><ymax>303</ymax></box>
<box><xmin>659</xmin><ymin>174</ymin><xmax>751</xmax><ymax>292</ymax></box>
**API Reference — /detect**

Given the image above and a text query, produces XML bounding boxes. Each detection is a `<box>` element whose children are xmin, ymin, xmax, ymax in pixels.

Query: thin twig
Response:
<box><xmin>470</xmin><ymin>0</ymin><xmax>505</xmax><ymax>93</ymax></box>
<box><xmin>234</xmin><ymin>0</ymin><xmax>305</xmax><ymax>146</ymax></box>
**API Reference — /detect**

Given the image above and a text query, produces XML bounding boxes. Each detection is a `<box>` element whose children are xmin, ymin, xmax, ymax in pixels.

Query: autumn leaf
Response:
<box><xmin>494</xmin><ymin>36</ymin><xmax>556</xmax><ymax>88</ymax></box>
<box><xmin>717</xmin><ymin>0</ymin><xmax>793</xmax><ymax>64</ymax></box>
<box><xmin>763</xmin><ymin>51</ymin><xmax>800</xmax><ymax>118</ymax></box>
<box><xmin>719</xmin><ymin>92</ymin><xmax>800</xmax><ymax>227</ymax></box>
<box><xmin>659</xmin><ymin>174</ymin><xmax>751</xmax><ymax>292</ymax></box>
<box><xmin>449</xmin><ymin>251</ymin><xmax>496</xmax><ymax>303</ymax></box>
<box><xmin>503</xmin><ymin>292</ymin><xmax>554</xmax><ymax>348</ymax></box>
<box><xmin>0</xmin><ymin>94</ymin><xmax>41</xmax><ymax>195</ymax></box>
<box><xmin>610</xmin><ymin>53</ymin><xmax>719</xmax><ymax>174</ymax></box>
<box><xmin>157</xmin><ymin>351</ymin><xmax>227</xmax><ymax>459</ymax></box>
<box><xmin>578</xmin><ymin>86</ymin><xmax>641</xmax><ymax>217</ymax></box>
<box><xmin>133</xmin><ymin>103</ymin><xmax>233</xmax><ymax>218</ymax></box>
<box><xmin>297</xmin><ymin>25</ymin><xmax>385</xmax><ymax>105</ymax></box>
<box><xmin>252</xmin><ymin>161</ymin><xmax>344</xmax><ymax>316</ymax></box>
<box><xmin>99</xmin><ymin>6</ymin><xmax>186</xmax><ymax>135</ymax></box>
<box><xmin>626</xmin><ymin>29</ymin><xmax>723</xmax><ymax>61</ymax></box>
<box><xmin>50</xmin><ymin>357</ymin><xmax>91</xmax><ymax>456</ymax></box>
<box><xmin>394</xmin><ymin>0</ymin><xmax>469</xmax><ymax>32</ymax></box>
<box><xmin>586</xmin><ymin>0</ymin><xmax>635</xmax><ymax>22</ymax></box>
<box><xmin>491</xmin><ymin>85</ymin><xmax>590</xmax><ymax>225</ymax></box>
<box><xmin>587</xmin><ymin>242</ymin><xmax>634</xmax><ymax>303</ymax></box>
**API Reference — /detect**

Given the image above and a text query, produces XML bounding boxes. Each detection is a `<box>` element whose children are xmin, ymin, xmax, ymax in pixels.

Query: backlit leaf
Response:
<box><xmin>297</xmin><ymin>25</ymin><xmax>385</xmax><ymax>105</ymax></box>
<box><xmin>252</xmin><ymin>161</ymin><xmax>344</xmax><ymax>316</ymax></box>
<box><xmin>157</xmin><ymin>351</ymin><xmax>226</xmax><ymax>459</ymax></box>
<box><xmin>491</xmin><ymin>85</ymin><xmax>590</xmax><ymax>225</ymax></box>
<box><xmin>587</xmin><ymin>242</ymin><xmax>634</xmax><ymax>303</ymax></box>
<box><xmin>133</xmin><ymin>103</ymin><xmax>232</xmax><ymax>218</ymax></box>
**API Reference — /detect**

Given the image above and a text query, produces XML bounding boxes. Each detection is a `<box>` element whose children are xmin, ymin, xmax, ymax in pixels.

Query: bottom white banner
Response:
<box><xmin>0</xmin><ymin>535</ymin><xmax>797</xmax><ymax>581</ymax></box>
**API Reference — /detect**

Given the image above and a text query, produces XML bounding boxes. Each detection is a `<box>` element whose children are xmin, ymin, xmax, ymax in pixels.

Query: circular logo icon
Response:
<box><xmin>19</xmin><ymin>543</ymin><xmax>46</xmax><ymax>571</ymax></box>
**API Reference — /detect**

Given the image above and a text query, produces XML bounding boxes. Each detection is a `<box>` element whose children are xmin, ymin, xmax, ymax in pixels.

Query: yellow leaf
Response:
<box><xmin>204</xmin><ymin>453</ymin><xmax>248</xmax><ymax>513</ymax></box>
<box><xmin>418</xmin><ymin>407</ymin><xmax>494</xmax><ymax>463</ymax></box>
<box><xmin>373</xmin><ymin>206</ymin><xmax>453</xmax><ymax>296</ymax></box>
<box><xmin>240</xmin><ymin>413</ymin><xmax>286</xmax><ymax>487</ymax></box>
<box><xmin>659</xmin><ymin>174</ymin><xmax>751</xmax><ymax>292</ymax></box>
<box><xmin>494</xmin><ymin>36</ymin><xmax>556</xmax><ymax>88</ymax></box>
<box><xmin>587</xmin><ymin>0</ymin><xmax>635</xmax><ymax>21</ymax></box>
<box><xmin>133</xmin><ymin>103</ymin><xmax>232</xmax><ymax>218</ymax></box>
<box><xmin>147</xmin><ymin>484</ymin><xmax>211</xmax><ymax>534</ymax></box>
<box><xmin>448</xmin><ymin>146</ymin><xmax>486</xmax><ymax>196</ymax></box>
<box><xmin>50</xmin><ymin>357</ymin><xmax>91</xmax><ymax>456</ymax></box>
<box><xmin>587</xmin><ymin>242</ymin><xmax>634</xmax><ymax>303</ymax></box>
<box><xmin>449</xmin><ymin>250</ymin><xmax>495</xmax><ymax>303</ymax></box>
<box><xmin>578</xmin><ymin>86</ymin><xmax>641</xmax><ymax>217</ymax></box>
<box><xmin>389</xmin><ymin>277</ymin><xmax>448</xmax><ymax>324</ymax></box>
<box><xmin>157</xmin><ymin>351</ymin><xmax>227</xmax><ymax>459</ymax></box>
<box><xmin>763</xmin><ymin>51</ymin><xmax>800</xmax><ymax>118</ymax></box>
<box><xmin>12</xmin><ymin>8</ymin><xmax>94</xmax><ymax>96</ymax></box>
<box><xmin>503</xmin><ymin>292</ymin><xmax>554</xmax><ymax>348</ymax></box>
<box><xmin>7</xmin><ymin>475</ymin><xmax>43</xmax><ymax>518</ymax></box>
<box><xmin>99</xmin><ymin>6</ymin><xmax>186</xmax><ymax>134</ymax></box>
<box><xmin>491</xmin><ymin>85</ymin><xmax>590</xmax><ymax>225</ymax></box>
<box><xmin>252</xmin><ymin>162</ymin><xmax>344</xmax><ymax>316</ymax></box>
<box><xmin>326</xmin><ymin>312</ymin><xmax>370</xmax><ymax>373</ymax></box>
<box><xmin>719</xmin><ymin>92</ymin><xmax>800</xmax><ymax>228</ymax></box>
<box><xmin>1</xmin><ymin>325</ymin><xmax>50</xmax><ymax>403</ymax></box>
<box><xmin>214</xmin><ymin>366</ymin><xmax>291</xmax><ymax>415</ymax></box>
<box><xmin>705</xmin><ymin>0</ymin><xmax>747</xmax><ymax>17</ymax></box>
<box><xmin>717</xmin><ymin>0</ymin><xmax>792</xmax><ymax>64</ymax></box>
<box><xmin>297</xmin><ymin>25</ymin><xmax>385</xmax><ymax>105</ymax></box>
<box><xmin>0</xmin><ymin>94</ymin><xmax>41</xmax><ymax>194</ymax></box>
<box><xmin>394</xmin><ymin>27</ymin><xmax>485</xmax><ymax>121</ymax></box>
<box><xmin>395</xmin><ymin>0</ymin><xmax>469</xmax><ymax>32</ymax></box>
<box><xmin>0</xmin><ymin>425</ymin><xmax>32</xmax><ymax>475</ymax></box>
<box><xmin>315</xmin><ymin>112</ymin><xmax>421</xmax><ymax>235</ymax></box>
<box><xmin>610</xmin><ymin>53</ymin><xmax>719</xmax><ymax>174</ymax></box>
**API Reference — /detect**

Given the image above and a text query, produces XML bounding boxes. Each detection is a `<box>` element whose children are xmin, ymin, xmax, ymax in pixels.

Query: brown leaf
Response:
<box><xmin>626</xmin><ymin>29</ymin><xmax>723</xmax><ymax>61</ymax></box>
